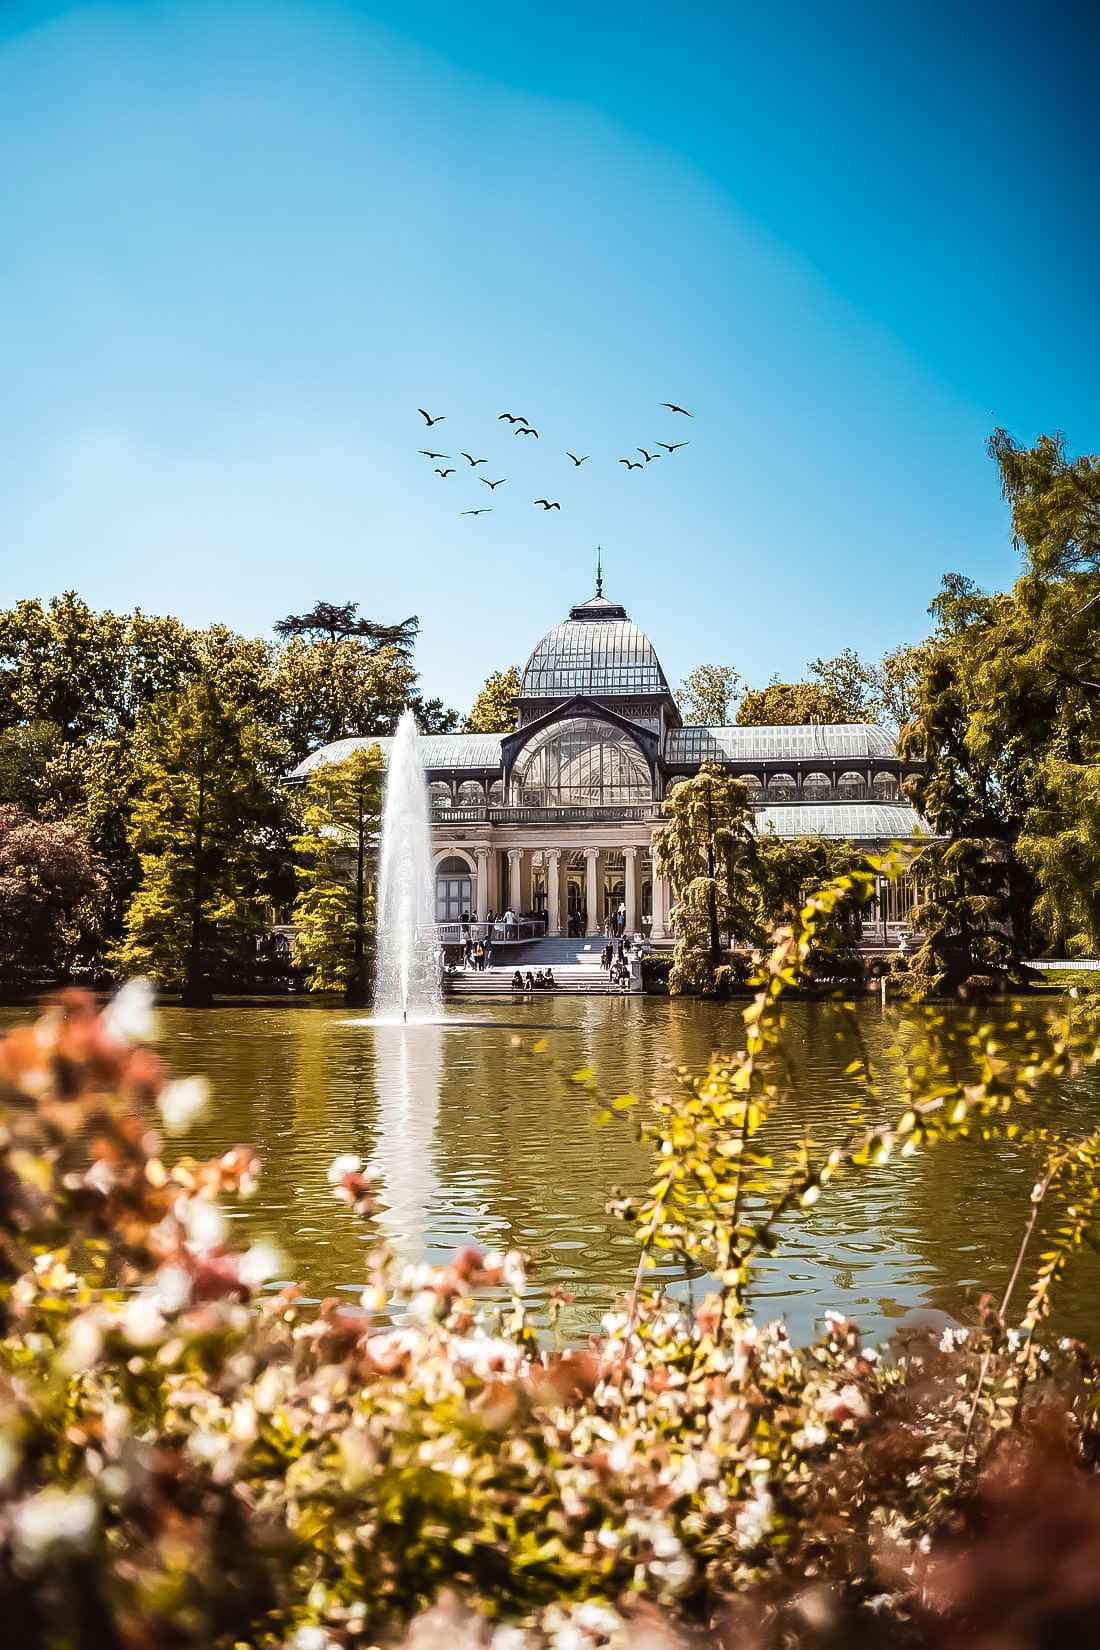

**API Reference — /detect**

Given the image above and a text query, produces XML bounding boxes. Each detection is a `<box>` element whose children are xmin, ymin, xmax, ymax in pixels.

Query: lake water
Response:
<box><xmin>4</xmin><ymin>995</ymin><xmax>1099</xmax><ymax>1345</ymax></box>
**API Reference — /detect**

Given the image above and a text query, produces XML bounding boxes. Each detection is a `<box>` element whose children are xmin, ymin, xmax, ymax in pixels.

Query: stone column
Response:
<box><xmin>623</xmin><ymin>846</ymin><xmax>638</xmax><ymax>935</ymax></box>
<box><xmin>650</xmin><ymin>862</ymin><xmax>669</xmax><ymax>939</ymax></box>
<box><xmin>546</xmin><ymin>849</ymin><xmax>562</xmax><ymax>936</ymax></box>
<box><xmin>584</xmin><ymin>847</ymin><xmax>600</xmax><ymax>936</ymax></box>
<box><xmin>507</xmin><ymin>847</ymin><xmax>523</xmax><ymax>914</ymax></box>
<box><xmin>474</xmin><ymin>848</ymin><xmax>490</xmax><ymax>924</ymax></box>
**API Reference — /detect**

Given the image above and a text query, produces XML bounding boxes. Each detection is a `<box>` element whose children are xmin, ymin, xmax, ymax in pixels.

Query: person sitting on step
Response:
<box><xmin>544</xmin><ymin>967</ymin><xmax>556</xmax><ymax>990</ymax></box>
<box><xmin>524</xmin><ymin>971</ymin><xmax>536</xmax><ymax>991</ymax></box>
<box><xmin>511</xmin><ymin>969</ymin><xmax>524</xmax><ymax>990</ymax></box>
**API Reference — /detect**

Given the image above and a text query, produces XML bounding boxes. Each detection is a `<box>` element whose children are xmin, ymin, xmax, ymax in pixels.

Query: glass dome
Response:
<box><xmin>511</xmin><ymin>717</ymin><xmax>653</xmax><ymax>807</ymax></box>
<box><xmin>521</xmin><ymin>593</ymin><xmax>669</xmax><ymax>699</ymax></box>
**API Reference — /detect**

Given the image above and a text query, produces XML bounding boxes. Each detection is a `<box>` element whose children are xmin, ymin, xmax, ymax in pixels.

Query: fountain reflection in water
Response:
<box><xmin>373</xmin><ymin>708</ymin><xmax>442</xmax><ymax>1023</ymax></box>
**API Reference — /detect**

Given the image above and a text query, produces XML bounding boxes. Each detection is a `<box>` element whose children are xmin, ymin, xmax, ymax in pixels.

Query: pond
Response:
<box><xmin>4</xmin><ymin>995</ymin><xmax>1099</xmax><ymax>1345</ymax></box>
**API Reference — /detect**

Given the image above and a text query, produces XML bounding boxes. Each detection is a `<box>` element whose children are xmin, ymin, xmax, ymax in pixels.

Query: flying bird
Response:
<box><xmin>434</xmin><ymin>467</ymin><xmax>455</xmax><ymax>477</ymax></box>
<box><xmin>566</xmin><ymin>452</ymin><xmax>588</xmax><ymax>466</ymax></box>
<box><xmin>619</xmin><ymin>458</ymin><xmax>642</xmax><ymax>470</ymax></box>
<box><xmin>497</xmin><ymin>412</ymin><xmax>528</xmax><ymax>423</ymax></box>
<box><xmin>481</xmin><ymin>477</ymin><xmax>506</xmax><ymax>489</ymax></box>
<box><xmin>661</xmin><ymin>402</ymin><xmax>692</xmax><ymax>416</ymax></box>
<box><xmin>534</xmin><ymin>499</ymin><xmax>561</xmax><ymax>510</ymax></box>
<box><xmin>515</xmin><ymin>426</ymin><xmax>539</xmax><ymax>437</ymax></box>
<box><xmin>637</xmin><ymin>448</ymin><xmax>660</xmax><ymax>462</ymax></box>
<box><xmin>657</xmin><ymin>441</ymin><xmax>690</xmax><ymax>453</ymax></box>
<box><xmin>419</xmin><ymin>449</ymin><xmax>450</xmax><ymax>459</ymax></box>
<box><xmin>418</xmin><ymin>408</ymin><xmax>445</xmax><ymax>425</ymax></box>
<box><xmin>461</xmin><ymin>452</ymin><xmax>487</xmax><ymax>466</ymax></box>
<box><xmin>461</xmin><ymin>508</ymin><xmax>492</xmax><ymax>516</ymax></box>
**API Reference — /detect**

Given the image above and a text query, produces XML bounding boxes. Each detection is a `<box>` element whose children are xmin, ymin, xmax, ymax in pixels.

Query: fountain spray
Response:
<box><xmin>374</xmin><ymin>708</ymin><xmax>442</xmax><ymax>1023</ymax></box>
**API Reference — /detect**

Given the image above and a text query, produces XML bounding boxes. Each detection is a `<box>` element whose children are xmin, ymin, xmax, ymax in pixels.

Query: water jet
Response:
<box><xmin>373</xmin><ymin>708</ymin><xmax>442</xmax><ymax>1024</ymax></box>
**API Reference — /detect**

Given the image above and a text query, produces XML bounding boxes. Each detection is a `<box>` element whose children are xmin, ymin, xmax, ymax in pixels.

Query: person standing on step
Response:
<box><xmin>484</xmin><ymin>933</ymin><xmax>494</xmax><ymax>970</ymax></box>
<box><xmin>504</xmin><ymin>906</ymin><xmax>517</xmax><ymax>941</ymax></box>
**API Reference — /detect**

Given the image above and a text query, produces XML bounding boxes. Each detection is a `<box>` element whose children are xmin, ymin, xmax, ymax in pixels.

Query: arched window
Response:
<box><xmin>736</xmin><ymin>773</ymin><xmax>763</xmax><ymax>800</ymax></box>
<box><xmin>803</xmin><ymin>771</ymin><xmax>831</xmax><ymax>802</ymax></box>
<box><xmin>457</xmin><ymin>780</ymin><xmax>484</xmax><ymax>806</ymax></box>
<box><xmin>872</xmin><ymin>771</ymin><xmax>899</xmax><ymax>802</ymax></box>
<box><xmin>435</xmin><ymin>856</ymin><xmax>472</xmax><ymax>922</ymax></box>
<box><xmin>767</xmin><ymin>772</ymin><xmax>796</xmax><ymax>802</ymax></box>
<box><xmin>510</xmin><ymin>718</ymin><xmax>651</xmax><ymax>807</ymax></box>
<box><xmin>837</xmin><ymin>771</ymin><xmax>866</xmax><ymax>800</ymax></box>
<box><xmin>487</xmin><ymin>778</ymin><xmax>504</xmax><ymax>804</ymax></box>
<box><xmin>429</xmin><ymin>781</ymin><xmax>452</xmax><ymax>811</ymax></box>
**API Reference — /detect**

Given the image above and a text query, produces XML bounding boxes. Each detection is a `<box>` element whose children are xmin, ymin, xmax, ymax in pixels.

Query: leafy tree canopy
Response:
<box><xmin>464</xmin><ymin>667</ymin><xmax>520</xmax><ymax>733</ymax></box>
<box><xmin>274</xmin><ymin>600</ymin><xmax>419</xmax><ymax>654</ymax></box>
<box><xmin>737</xmin><ymin>681</ymin><xmax>853</xmax><ymax>726</ymax></box>
<box><xmin>291</xmin><ymin>747</ymin><xmax>384</xmax><ymax>999</ymax></box>
<box><xmin>654</xmin><ymin>764</ymin><xmax>758</xmax><ymax>994</ymax></box>
<box><xmin>676</xmin><ymin>663</ymin><xmax>743</xmax><ymax>726</ymax></box>
<box><xmin>114</xmin><ymin>682</ymin><xmax>288</xmax><ymax>1000</ymax></box>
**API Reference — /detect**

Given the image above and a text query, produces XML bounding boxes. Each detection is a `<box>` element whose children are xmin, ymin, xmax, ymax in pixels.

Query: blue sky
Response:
<box><xmin>3</xmin><ymin>0</ymin><xmax>1097</xmax><ymax>714</ymax></box>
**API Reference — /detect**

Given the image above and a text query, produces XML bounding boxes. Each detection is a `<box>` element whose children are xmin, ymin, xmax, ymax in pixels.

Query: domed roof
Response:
<box><xmin>521</xmin><ymin>588</ymin><xmax>670</xmax><ymax>700</ymax></box>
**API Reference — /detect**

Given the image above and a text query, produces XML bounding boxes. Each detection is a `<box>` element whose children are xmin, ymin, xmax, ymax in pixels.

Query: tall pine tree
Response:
<box><xmin>115</xmin><ymin>681</ymin><xmax>286</xmax><ymax>1002</ymax></box>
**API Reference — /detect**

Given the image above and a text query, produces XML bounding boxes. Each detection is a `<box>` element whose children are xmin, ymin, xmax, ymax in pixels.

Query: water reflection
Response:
<box><xmin>369</xmin><ymin>1024</ymin><xmax>444</xmax><ymax>1265</ymax></box>
<box><xmin>2</xmin><ymin>996</ymin><xmax>1099</xmax><ymax>1345</ymax></box>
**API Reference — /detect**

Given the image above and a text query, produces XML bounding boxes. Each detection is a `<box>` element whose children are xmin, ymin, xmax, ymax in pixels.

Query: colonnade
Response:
<box><xmin>440</xmin><ymin>840</ymin><xmax>673</xmax><ymax>940</ymax></box>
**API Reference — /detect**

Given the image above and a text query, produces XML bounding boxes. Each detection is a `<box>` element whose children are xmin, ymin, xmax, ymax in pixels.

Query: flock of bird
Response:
<box><xmin>414</xmin><ymin>402</ymin><xmax>693</xmax><ymax>517</ymax></box>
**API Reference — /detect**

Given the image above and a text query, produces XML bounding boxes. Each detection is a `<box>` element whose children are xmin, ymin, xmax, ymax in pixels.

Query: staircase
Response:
<box><xmin>446</xmin><ymin>935</ymin><xmax>627</xmax><ymax>996</ymax></box>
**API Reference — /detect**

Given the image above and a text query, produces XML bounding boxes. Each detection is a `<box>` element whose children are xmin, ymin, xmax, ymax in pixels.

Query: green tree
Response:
<box><xmin>291</xmin><ymin>746</ymin><xmax>384</xmax><ymax>1004</ymax></box>
<box><xmin>0</xmin><ymin>805</ymin><xmax>105</xmax><ymax>982</ymax></box>
<box><xmin>806</xmin><ymin>648</ymin><xmax>878</xmax><ymax>720</ymax></box>
<box><xmin>115</xmin><ymin>681</ymin><xmax>287</xmax><ymax>1003</ymax></box>
<box><xmin>464</xmin><ymin>667</ymin><xmax>520</xmax><ymax>733</ymax></box>
<box><xmin>653</xmin><ymin>764</ymin><xmax>758</xmax><ymax>994</ymax></box>
<box><xmin>0</xmin><ymin>720</ymin><xmax>63</xmax><ymax>810</ymax></box>
<box><xmin>676</xmin><ymin>663</ymin><xmax>743</xmax><ymax>726</ymax></box>
<box><xmin>274</xmin><ymin>599</ymin><xmax>420</xmax><ymax>653</ymax></box>
<box><xmin>753</xmin><ymin>833</ymin><xmax>868</xmax><ymax>930</ymax></box>
<box><xmin>737</xmin><ymin>680</ymin><xmax>852</xmax><ymax>725</ymax></box>
<box><xmin>272</xmin><ymin>638</ymin><xmax>419</xmax><ymax>763</ymax></box>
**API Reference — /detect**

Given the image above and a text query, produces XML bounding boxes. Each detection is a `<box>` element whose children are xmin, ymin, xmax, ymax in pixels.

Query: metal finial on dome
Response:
<box><xmin>596</xmin><ymin>546</ymin><xmax>603</xmax><ymax>599</ymax></box>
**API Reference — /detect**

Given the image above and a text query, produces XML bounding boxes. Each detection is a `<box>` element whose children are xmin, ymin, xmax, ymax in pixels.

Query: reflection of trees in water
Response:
<box><xmin>368</xmin><ymin>1025</ymin><xmax>444</xmax><ymax>1266</ymax></box>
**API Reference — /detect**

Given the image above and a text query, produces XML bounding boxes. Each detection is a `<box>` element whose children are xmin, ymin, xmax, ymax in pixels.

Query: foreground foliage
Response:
<box><xmin>5</xmin><ymin>875</ymin><xmax>1100</xmax><ymax>1647</ymax></box>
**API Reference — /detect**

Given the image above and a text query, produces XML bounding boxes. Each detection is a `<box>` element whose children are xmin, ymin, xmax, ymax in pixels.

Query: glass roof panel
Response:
<box><xmin>753</xmin><ymin>802</ymin><xmax>928</xmax><ymax>838</ymax></box>
<box><xmin>667</xmin><ymin>724</ymin><xmax>897</xmax><ymax>762</ymax></box>
<box><xmin>521</xmin><ymin>613</ymin><xmax>669</xmax><ymax>697</ymax></box>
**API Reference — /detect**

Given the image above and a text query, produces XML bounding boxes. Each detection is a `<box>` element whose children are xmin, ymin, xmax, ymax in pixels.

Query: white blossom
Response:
<box><xmin>12</xmin><ymin>1490</ymin><xmax>97</xmax><ymax>1569</ymax></box>
<box><xmin>327</xmin><ymin>1153</ymin><xmax>362</xmax><ymax>1184</ymax></box>
<box><xmin>182</xmin><ymin>1199</ymin><xmax>226</xmax><ymax>1252</ymax></box>
<box><xmin>238</xmin><ymin>1241</ymin><xmax>284</xmax><ymax>1289</ymax></box>
<box><xmin>158</xmin><ymin>1076</ymin><xmax>210</xmax><ymax>1135</ymax></box>
<box><xmin>101</xmin><ymin>978</ymin><xmax>156</xmax><ymax>1046</ymax></box>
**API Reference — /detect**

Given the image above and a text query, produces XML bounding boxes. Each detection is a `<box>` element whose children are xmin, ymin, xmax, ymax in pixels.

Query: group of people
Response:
<box><xmin>463</xmin><ymin>933</ymin><xmax>493</xmax><ymax>970</ymax></box>
<box><xmin>601</xmin><ymin>923</ymin><xmax>633</xmax><ymax>992</ymax></box>
<box><xmin>511</xmin><ymin>968</ymin><xmax>556</xmax><ymax>991</ymax></box>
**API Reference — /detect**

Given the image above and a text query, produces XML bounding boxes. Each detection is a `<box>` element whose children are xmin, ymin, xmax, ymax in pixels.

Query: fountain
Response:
<box><xmin>373</xmin><ymin>708</ymin><xmax>442</xmax><ymax>1023</ymax></box>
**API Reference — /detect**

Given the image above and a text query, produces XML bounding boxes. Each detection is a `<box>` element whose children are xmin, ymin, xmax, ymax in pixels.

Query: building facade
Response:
<box><xmin>290</xmin><ymin>585</ymin><xmax>927</xmax><ymax>942</ymax></box>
